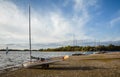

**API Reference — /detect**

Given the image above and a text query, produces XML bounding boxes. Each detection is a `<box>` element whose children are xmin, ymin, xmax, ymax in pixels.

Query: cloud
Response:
<box><xmin>108</xmin><ymin>12</ymin><xmax>120</xmax><ymax>41</ymax></box>
<box><xmin>110</xmin><ymin>16</ymin><xmax>120</xmax><ymax>27</ymax></box>
<box><xmin>74</xmin><ymin>0</ymin><xmax>98</xmax><ymax>12</ymax></box>
<box><xmin>0</xmin><ymin>0</ymin><xmax>28</xmax><ymax>43</ymax></box>
<box><xmin>30</xmin><ymin>11</ymin><xmax>73</xmax><ymax>43</ymax></box>
<box><xmin>0</xmin><ymin>0</ymin><xmax>73</xmax><ymax>44</ymax></box>
<box><xmin>0</xmin><ymin>0</ymin><xmax>99</xmax><ymax>45</ymax></box>
<box><xmin>70</xmin><ymin>0</ymin><xmax>98</xmax><ymax>39</ymax></box>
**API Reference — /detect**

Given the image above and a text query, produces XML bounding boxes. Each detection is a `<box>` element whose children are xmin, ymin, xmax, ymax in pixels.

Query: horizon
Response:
<box><xmin>0</xmin><ymin>40</ymin><xmax>119</xmax><ymax>49</ymax></box>
<box><xmin>0</xmin><ymin>0</ymin><xmax>120</xmax><ymax>44</ymax></box>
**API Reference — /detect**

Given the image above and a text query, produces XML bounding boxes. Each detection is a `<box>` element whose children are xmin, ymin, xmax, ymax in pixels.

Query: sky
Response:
<box><xmin>0</xmin><ymin>0</ymin><xmax>120</xmax><ymax>44</ymax></box>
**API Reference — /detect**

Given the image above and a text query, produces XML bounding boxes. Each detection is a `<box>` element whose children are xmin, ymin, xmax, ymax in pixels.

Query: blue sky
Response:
<box><xmin>0</xmin><ymin>0</ymin><xmax>120</xmax><ymax>44</ymax></box>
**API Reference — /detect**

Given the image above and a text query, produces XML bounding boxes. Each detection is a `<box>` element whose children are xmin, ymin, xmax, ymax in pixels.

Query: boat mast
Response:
<box><xmin>29</xmin><ymin>3</ymin><xmax>32</xmax><ymax>61</ymax></box>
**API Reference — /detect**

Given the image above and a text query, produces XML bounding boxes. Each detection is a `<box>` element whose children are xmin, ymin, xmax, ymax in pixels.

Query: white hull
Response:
<box><xmin>23</xmin><ymin>60</ymin><xmax>61</xmax><ymax>68</ymax></box>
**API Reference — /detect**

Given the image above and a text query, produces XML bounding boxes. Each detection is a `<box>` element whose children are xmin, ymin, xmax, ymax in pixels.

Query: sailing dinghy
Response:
<box><xmin>22</xmin><ymin>3</ymin><xmax>69</xmax><ymax>68</ymax></box>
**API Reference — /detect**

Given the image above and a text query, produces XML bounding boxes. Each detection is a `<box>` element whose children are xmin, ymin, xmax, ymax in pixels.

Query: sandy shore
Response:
<box><xmin>0</xmin><ymin>52</ymin><xmax>120</xmax><ymax>77</ymax></box>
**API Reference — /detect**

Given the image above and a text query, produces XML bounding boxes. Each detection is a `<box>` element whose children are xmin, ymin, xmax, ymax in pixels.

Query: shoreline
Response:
<box><xmin>0</xmin><ymin>52</ymin><xmax>120</xmax><ymax>77</ymax></box>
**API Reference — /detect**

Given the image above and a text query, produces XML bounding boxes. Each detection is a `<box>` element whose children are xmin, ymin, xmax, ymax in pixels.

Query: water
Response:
<box><xmin>0</xmin><ymin>51</ymin><xmax>93</xmax><ymax>71</ymax></box>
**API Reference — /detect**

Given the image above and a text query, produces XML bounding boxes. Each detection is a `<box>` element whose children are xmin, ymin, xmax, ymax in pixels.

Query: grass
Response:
<box><xmin>0</xmin><ymin>52</ymin><xmax>120</xmax><ymax>77</ymax></box>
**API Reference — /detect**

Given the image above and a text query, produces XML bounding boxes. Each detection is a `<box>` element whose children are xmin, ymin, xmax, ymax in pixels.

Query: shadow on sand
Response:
<box><xmin>31</xmin><ymin>66</ymin><xmax>108</xmax><ymax>71</ymax></box>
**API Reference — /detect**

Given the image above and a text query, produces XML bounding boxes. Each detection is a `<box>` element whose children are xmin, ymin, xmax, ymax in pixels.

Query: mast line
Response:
<box><xmin>29</xmin><ymin>4</ymin><xmax>32</xmax><ymax>61</ymax></box>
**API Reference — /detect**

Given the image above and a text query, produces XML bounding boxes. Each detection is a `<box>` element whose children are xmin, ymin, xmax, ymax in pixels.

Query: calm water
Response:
<box><xmin>0</xmin><ymin>51</ymin><xmax>93</xmax><ymax>71</ymax></box>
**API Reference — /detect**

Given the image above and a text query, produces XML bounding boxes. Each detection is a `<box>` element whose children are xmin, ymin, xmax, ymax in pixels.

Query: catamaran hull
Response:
<box><xmin>22</xmin><ymin>55</ymin><xmax>69</xmax><ymax>68</ymax></box>
<box><xmin>23</xmin><ymin>60</ymin><xmax>61</xmax><ymax>68</ymax></box>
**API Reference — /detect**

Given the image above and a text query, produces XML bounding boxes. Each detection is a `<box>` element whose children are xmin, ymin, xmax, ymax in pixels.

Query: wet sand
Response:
<box><xmin>0</xmin><ymin>52</ymin><xmax>120</xmax><ymax>77</ymax></box>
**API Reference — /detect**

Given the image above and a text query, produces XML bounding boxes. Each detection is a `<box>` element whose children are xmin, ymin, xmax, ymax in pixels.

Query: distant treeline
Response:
<box><xmin>39</xmin><ymin>44</ymin><xmax>120</xmax><ymax>51</ymax></box>
<box><xmin>0</xmin><ymin>44</ymin><xmax>120</xmax><ymax>51</ymax></box>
